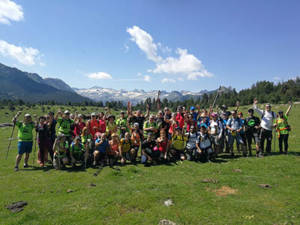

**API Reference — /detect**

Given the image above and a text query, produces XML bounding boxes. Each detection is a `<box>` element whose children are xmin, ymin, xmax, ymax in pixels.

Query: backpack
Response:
<box><xmin>262</xmin><ymin>110</ymin><xmax>275</xmax><ymax>119</ymax></box>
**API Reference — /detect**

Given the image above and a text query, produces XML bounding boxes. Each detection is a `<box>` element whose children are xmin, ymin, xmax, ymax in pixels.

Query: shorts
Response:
<box><xmin>18</xmin><ymin>141</ymin><xmax>33</xmax><ymax>154</ymax></box>
<box><xmin>121</xmin><ymin>152</ymin><xmax>131</xmax><ymax>161</ymax></box>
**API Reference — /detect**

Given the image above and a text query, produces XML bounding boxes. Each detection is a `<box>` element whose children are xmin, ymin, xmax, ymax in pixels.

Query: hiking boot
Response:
<box><xmin>14</xmin><ymin>166</ymin><xmax>19</xmax><ymax>172</ymax></box>
<box><xmin>23</xmin><ymin>163</ymin><xmax>29</xmax><ymax>168</ymax></box>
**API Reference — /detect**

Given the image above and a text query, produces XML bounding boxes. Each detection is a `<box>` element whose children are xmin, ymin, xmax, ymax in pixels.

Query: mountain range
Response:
<box><xmin>74</xmin><ymin>87</ymin><xmax>214</xmax><ymax>105</ymax></box>
<box><xmin>0</xmin><ymin>63</ymin><xmax>87</xmax><ymax>103</ymax></box>
<box><xmin>0</xmin><ymin>62</ymin><xmax>218</xmax><ymax>104</ymax></box>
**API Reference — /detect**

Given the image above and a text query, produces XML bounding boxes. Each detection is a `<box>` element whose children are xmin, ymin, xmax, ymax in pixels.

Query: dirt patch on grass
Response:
<box><xmin>213</xmin><ymin>186</ymin><xmax>237</xmax><ymax>196</ymax></box>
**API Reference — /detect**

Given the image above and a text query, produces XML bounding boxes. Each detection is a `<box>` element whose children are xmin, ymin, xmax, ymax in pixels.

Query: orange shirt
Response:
<box><xmin>131</xmin><ymin>131</ymin><xmax>141</xmax><ymax>146</ymax></box>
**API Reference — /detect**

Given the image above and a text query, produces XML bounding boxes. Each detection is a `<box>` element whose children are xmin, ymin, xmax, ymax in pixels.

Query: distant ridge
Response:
<box><xmin>0</xmin><ymin>63</ymin><xmax>89</xmax><ymax>103</ymax></box>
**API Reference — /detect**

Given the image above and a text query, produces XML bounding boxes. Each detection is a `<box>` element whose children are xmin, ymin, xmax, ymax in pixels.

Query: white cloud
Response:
<box><xmin>127</xmin><ymin>26</ymin><xmax>213</xmax><ymax>80</ymax></box>
<box><xmin>127</xmin><ymin>26</ymin><xmax>162</xmax><ymax>63</ymax></box>
<box><xmin>87</xmin><ymin>72</ymin><xmax>112</xmax><ymax>80</ymax></box>
<box><xmin>177</xmin><ymin>77</ymin><xmax>184</xmax><ymax>81</ymax></box>
<box><xmin>0</xmin><ymin>40</ymin><xmax>42</xmax><ymax>65</ymax></box>
<box><xmin>0</xmin><ymin>0</ymin><xmax>23</xmax><ymax>24</ymax></box>
<box><xmin>161</xmin><ymin>78</ymin><xmax>176</xmax><ymax>83</ymax></box>
<box><xmin>152</xmin><ymin>48</ymin><xmax>213</xmax><ymax>79</ymax></box>
<box><xmin>144</xmin><ymin>75</ymin><xmax>151</xmax><ymax>82</ymax></box>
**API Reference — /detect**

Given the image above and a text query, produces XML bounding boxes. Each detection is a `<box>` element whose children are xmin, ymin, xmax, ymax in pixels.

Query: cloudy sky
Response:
<box><xmin>0</xmin><ymin>0</ymin><xmax>300</xmax><ymax>91</ymax></box>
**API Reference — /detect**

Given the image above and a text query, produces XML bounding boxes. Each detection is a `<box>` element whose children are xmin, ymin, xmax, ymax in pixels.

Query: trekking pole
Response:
<box><xmin>211</xmin><ymin>87</ymin><xmax>222</xmax><ymax>110</ymax></box>
<box><xmin>5</xmin><ymin>111</ymin><xmax>22</xmax><ymax>160</ymax></box>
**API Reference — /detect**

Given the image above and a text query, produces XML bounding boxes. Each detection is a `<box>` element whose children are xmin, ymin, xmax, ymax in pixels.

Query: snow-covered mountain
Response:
<box><xmin>74</xmin><ymin>86</ymin><xmax>213</xmax><ymax>104</ymax></box>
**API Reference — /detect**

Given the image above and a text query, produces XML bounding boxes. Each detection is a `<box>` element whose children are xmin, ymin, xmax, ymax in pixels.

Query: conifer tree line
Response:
<box><xmin>0</xmin><ymin>78</ymin><xmax>299</xmax><ymax>112</ymax></box>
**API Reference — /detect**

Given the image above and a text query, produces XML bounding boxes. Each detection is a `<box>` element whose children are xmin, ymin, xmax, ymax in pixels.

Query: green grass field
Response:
<box><xmin>0</xmin><ymin>104</ymin><xmax>299</xmax><ymax>225</ymax></box>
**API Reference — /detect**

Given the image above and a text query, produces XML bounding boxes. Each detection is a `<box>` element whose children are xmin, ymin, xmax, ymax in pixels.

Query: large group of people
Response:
<box><xmin>11</xmin><ymin>99</ymin><xmax>293</xmax><ymax>172</ymax></box>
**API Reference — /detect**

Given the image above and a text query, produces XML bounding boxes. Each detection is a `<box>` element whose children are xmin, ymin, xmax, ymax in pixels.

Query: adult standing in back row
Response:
<box><xmin>253</xmin><ymin>99</ymin><xmax>276</xmax><ymax>156</ymax></box>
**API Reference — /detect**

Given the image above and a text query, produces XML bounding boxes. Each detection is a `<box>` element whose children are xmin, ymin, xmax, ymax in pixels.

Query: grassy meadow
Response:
<box><xmin>0</xmin><ymin>104</ymin><xmax>299</xmax><ymax>225</ymax></box>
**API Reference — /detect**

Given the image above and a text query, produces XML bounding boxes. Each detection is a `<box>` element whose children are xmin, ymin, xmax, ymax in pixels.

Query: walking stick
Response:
<box><xmin>5</xmin><ymin>111</ymin><xmax>22</xmax><ymax>159</ymax></box>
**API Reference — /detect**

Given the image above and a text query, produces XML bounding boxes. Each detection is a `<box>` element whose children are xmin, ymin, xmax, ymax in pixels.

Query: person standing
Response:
<box><xmin>253</xmin><ymin>99</ymin><xmax>276</xmax><ymax>156</ymax></box>
<box><xmin>13</xmin><ymin>113</ymin><xmax>36</xmax><ymax>171</ymax></box>
<box><xmin>36</xmin><ymin>116</ymin><xmax>50</xmax><ymax>167</ymax></box>
<box><xmin>274</xmin><ymin>102</ymin><xmax>292</xmax><ymax>154</ymax></box>
<box><xmin>47</xmin><ymin>112</ymin><xmax>57</xmax><ymax>162</ymax></box>
<box><xmin>244</xmin><ymin>109</ymin><xmax>261</xmax><ymax>156</ymax></box>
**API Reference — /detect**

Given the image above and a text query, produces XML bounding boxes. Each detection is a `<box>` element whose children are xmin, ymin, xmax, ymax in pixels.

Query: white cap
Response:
<box><xmin>64</xmin><ymin>110</ymin><xmax>70</xmax><ymax>114</ymax></box>
<box><xmin>24</xmin><ymin>113</ymin><xmax>31</xmax><ymax>117</ymax></box>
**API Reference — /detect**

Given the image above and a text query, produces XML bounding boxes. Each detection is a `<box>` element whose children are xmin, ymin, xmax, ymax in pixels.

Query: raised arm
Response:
<box><xmin>285</xmin><ymin>101</ymin><xmax>293</xmax><ymax>116</ymax></box>
<box><xmin>253</xmin><ymin>99</ymin><xmax>263</xmax><ymax>116</ymax></box>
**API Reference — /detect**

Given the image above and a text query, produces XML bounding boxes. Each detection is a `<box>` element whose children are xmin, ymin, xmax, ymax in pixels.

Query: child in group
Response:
<box><xmin>108</xmin><ymin>133</ymin><xmax>120</xmax><ymax>167</ymax></box>
<box><xmin>141</xmin><ymin>135</ymin><xmax>157</xmax><ymax>164</ymax></box>
<box><xmin>70</xmin><ymin>136</ymin><xmax>88</xmax><ymax>168</ymax></box>
<box><xmin>106</xmin><ymin>115</ymin><xmax>117</xmax><ymax>139</ymax></box>
<box><xmin>196</xmin><ymin>125</ymin><xmax>214</xmax><ymax>162</ymax></box>
<box><xmin>119</xmin><ymin>132</ymin><xmax>133</xmax><ymax>165</ymax></box>
<box><xmin>36</xmin><ymin>116</ymin><xmax>50</xmax><ymax>167</ymax></box>
<box><xmin>131</xmin><ymin>123</ymin><xmax>142</xmax><ymax>163</ymax></box>
<box><xmin>53</xmin><ymin>134</ymin><xmax>69</xmax><ymax>170</ymax></box>
<box><xmin>209</xmin><ymin>113</ymin><xmax>223</xmax><ymax>156</ymax></box>
<box><xmin>185</xmin><ymin>125</ymin><xmax>199</xmax><ymax>161</ymax></box>
<box><xmin>170</xmin><ymin>127</ymin><xmax>187</xmax><ymax>161</ymax></box>
<box><xmin>156</xmin><ymin>130</ymin><xmax>168</xmax><ymax>161</ymax></box>
<box><xmin>94</xmin><ymin>133</ymin><xmax>110</xmax><ymax>167</ymax></box>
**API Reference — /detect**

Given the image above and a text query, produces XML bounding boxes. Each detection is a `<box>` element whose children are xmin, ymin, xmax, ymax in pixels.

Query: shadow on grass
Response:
<box><xmin>20</xmin><ymin>165</ymin><xmax>52</xmax><ymax>172</ymax></box>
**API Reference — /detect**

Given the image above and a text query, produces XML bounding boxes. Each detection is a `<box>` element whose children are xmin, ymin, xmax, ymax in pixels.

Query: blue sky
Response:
<box><xmin>0</xmin><ymin>0</ymin><xmax>299</xmax><ymax>91</ymax></box>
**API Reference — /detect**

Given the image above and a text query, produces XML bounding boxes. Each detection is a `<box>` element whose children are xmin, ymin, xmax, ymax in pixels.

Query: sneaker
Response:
<box><xmin>14</xmin><ymin>167</ymin><xmax>19</xmax><ymax>172</ymax></box>
<box><xmin>23</xmin><ymin>163</ymin><xmax>29</xmax><ymax>168</ymax></box>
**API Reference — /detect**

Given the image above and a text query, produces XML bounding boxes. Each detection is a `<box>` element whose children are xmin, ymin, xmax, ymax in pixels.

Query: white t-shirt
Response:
<box><xmin>210</xmin><ymin>120</ymin><xmax>219</xmax><ymax>135</ymax></box>
<box><xmin>253</xmin><ymin>105</ymin><xmax>276</xmax><ymax>131</ymax></box>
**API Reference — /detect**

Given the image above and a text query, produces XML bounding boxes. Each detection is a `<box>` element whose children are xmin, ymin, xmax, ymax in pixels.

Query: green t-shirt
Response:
<box><xmin>143</xmin><ymin>121</ymin><xmax>158</xmax><ymax>138</ymax></box>
<box><xmin>57</xmin><ymin>118</ymin><xmax>74</xmax><ymax>136</ymax></box>
<box><xmin>16</xmin><ymin>121</ymin><xmax>35</xmax><ymax>142</ymax></box>
<box><xmin>171</xmin><ymin>135</ymin><xmax>187</xmax><ymax>151</ymax></box>
<box><xmin>71</xmin><ymin>143</ymin><xmax>84</xmax><ymax>155</ymax></box>
<box><xmin>275</xmin><ymin>115</ymin><xmax>289</xmax><ymax>135</ymax></box>
<box><xmin>81</xmin><ymin>134</ymin><xmax>92</xmax><ymax>144</ymax></box>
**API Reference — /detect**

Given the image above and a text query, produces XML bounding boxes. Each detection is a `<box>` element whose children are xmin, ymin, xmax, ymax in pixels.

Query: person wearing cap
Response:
<box><xmin>190</xmin><ymin>106</ymin><xmax>198</xmax><ymax>122</ymax></box>
<box><xmin>55</xmin><ymin>110</ymin><xmax>74</xmax><ymax>145</ymax></box>
<box><xmin>274</xmin><ymin>102</ymin><xmax>293</xmax><ymax>154</ymax></box>
<box><xmin>226</xmin><ymin>110</ymin><xmax>247</xmax><ymax>156</ymax></box>
<box><xmin>53</xmin><ymin>134</ymin><xmax>69</xmax><ymax>169</ymax></box>
<box><xmin>87</xmin><ymin>112</ymin><xmax>100</xmax><ymax>139</ymax></box>
<box><xmin>143</xmin><ymin>115</ymin><xmax>158</xmax><ymax>139</ymax></box>
<box><xmin>196</xmin><ymin>125</ymin><xmax>213</xmax><ymax>162</ymax></box>
<box><xmin>13</xmin><ymin>113</ymin><xmax>36</xmax><ymax>171</ymax></box>
<box><xmin>209</xmin><ymin>113</ymin><xmax>223</xmax><ymax>156</ymax></box>
<box><xmin>47</xmin><ymin>112</ymin><xmax>57</xmax><ymax>162</ymax></box>
<box><xmin>185</xmin><ymin>125</ymin><xmax>199</xmax><ymax>161</ymax></box>
<box><xmin>244</xmin><ymin>109</ymin><xmax>261</xmax><ymax>156</ymax></box>
<box><xmin>253</xmin><ymin>99</ymin><xmax>276</xmax><ymax>156</ymax></box>
<box><xmin>116</xmin><ymin>111</ymin><xmax>129</xmax><ymax>139</ymax></box>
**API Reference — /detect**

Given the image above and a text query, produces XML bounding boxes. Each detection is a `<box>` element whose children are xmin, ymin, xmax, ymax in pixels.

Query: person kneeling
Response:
<box><xmin>108</xmin><ymin>133</ymin><xmax>120</xmax><ymax>167</ymax></box>
<box><xmin>120</xmin><ymin>132</ymin><xmax>134</xmax><ymax>165</ymax></box>
<box><xmin>170</xmin><ymin>127</ymin><xmax>187</xmax><ymax>161</ymax></box>
<box><xmin>93</xmin><ymin>133</ymin><xmax>109</xmax><ymax>167</ymax></box>
<box><xmin>70</xmin><ymin>136</ymin><xmax>88</xmax><ymax>168</ymax></box>
<box><xmin>196</xmin><ymin>125</ymin><xmax>214</xmax><ymax>162</ymax></box>
<box><xmin>53</xmin><ymin>134</ymin><xmax>69</xmax><ymax>170</ymax></box>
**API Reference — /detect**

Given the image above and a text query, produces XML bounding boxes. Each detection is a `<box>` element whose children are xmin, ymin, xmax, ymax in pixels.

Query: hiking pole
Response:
<box><xmin>211</xmin><ymin>87</ymin><xmax>222</xmax><ymax>110</ymax></box>
<box><xmin>5</xmin><ymin>111</ymin><xmax>22</xmax><ymax>160</ymax></box>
